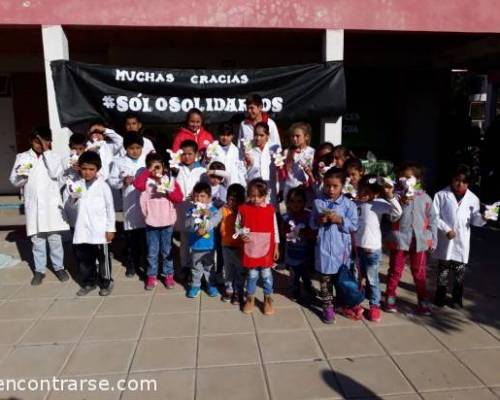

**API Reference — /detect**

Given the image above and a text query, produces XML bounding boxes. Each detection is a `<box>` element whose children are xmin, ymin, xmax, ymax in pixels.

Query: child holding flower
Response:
<box><xmin>278</xmin><ymin>122</ymin><xmax>315</xmax><ymax>201</ymax></box>
<box><xmin>10</xmin><ymin>127</ymin><xmax>70</xmax><ymax>286</ymax></box>
<box><xmin>109</xmin><ymin>133</ymin><xmax>148</xmax><ymax>278</ymax></box>
<box><xmin>134</xmin><ymin>153</ymin><xmax>183</xmax><ymax>290</ymax></box>
<box><xmin>186</xmin><ymin>182</ymin><xmax>222</xmax><ymax>298</ymax></box>
<box><xmin>244</xmin><ymin>122</ymin><xmax>280</xmax><ymax>205</ymax></box>
<box><xmin>384</xmin><ymin>162</ymin><xmax>437</xmax><ymax>315</ymax></box>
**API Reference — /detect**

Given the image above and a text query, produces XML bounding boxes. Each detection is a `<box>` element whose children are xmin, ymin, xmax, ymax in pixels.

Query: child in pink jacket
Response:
<box><xmin>134</xmin><ymin>153</ymin><xmax>183</xmax><ymax>290</ymax></box>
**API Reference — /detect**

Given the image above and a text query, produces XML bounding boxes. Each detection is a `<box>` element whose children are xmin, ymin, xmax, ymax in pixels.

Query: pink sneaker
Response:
<box><xmin>383</xmin><ymin>296</ymin><xmax>398</xmax><ymax>313</ymax></box>
<box><xmin>145</xmin><ymin>276</ymin><xmax>157</xmax><ymax>291</ymax></box>
<box><xmin>367</xmin><ymin>305</ymin><xmax>381</xmax><ymax>322</ymax></box>
<box><xmin>164</xmin><ymin>274</ymin><xmax>175</xmax><ymax>289</ymax></box>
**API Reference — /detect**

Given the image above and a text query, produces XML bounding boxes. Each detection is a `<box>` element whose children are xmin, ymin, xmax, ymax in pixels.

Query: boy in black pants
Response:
<box><xmin>71</xmin><ymin>151</ymin><xmax>116</xmax><ymax>296</ymax></box>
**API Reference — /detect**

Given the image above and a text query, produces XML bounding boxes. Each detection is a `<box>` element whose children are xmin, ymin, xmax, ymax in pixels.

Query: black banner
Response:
<box><xmin>51</xmin><ymin>60</ymin><xmax>345</xmax><ymax>127</ymax></box>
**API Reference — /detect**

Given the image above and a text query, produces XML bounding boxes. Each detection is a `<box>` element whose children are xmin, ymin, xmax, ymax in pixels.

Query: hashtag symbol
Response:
<box><xmin>102</xmin><ymin>96</ymin><xmax>115</xmax><ymax>109</ymax></box>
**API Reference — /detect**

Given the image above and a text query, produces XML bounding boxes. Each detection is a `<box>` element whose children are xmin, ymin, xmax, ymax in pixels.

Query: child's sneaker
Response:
<box><xmin>187</xmin><ymin>286</ymin><xmax>201</xmax><ymax>298</ymax></box>
<box><xmin>383</xmin><ymin>296</ymin><xmax>398</xmax><ymax>313</ymax></box>
<box><xmin>231</xmin><ymin>292</ymin><xmax>241</xmax><ymax>305</ymax></box>
<box><xmin>164</xmin><ymin>274</ymin><xmax>175</xmax><ymax>289</ymax></box>
<box><xmin>416</xmin><ymin>301</ymin><xmax>432</xmax><ymax>316</ymax></box>
<box><xmin>367</xmin><ymin>305</ymin><xmax>381</xmax><ymax>322</ymax></box>
<box><xmin>55</xmin><ymin>269</ymin><xmax>70</xmax><ymax>282</ymax></box>
<box><xmin>145</xmin><ymin>276</ymin><xmax>157</xmax><ymax>291</ymax></box>
<box><xmin>222</xmin><ymin>290</ymin><xmax>233</xmax><ymax>303</ymax></box>
<box><xmin>206</xmin><ymin>284</ymin><xmax>220</xmax><ymax>298</ymax></box>
<box><xmin>322</xmin><ymin>306</ymin><xmax>336</xmax><ymax>324</ymax></box>
<box><xmin>340</xmin><ymin>306</ymin><xmax>359</xmax><ymax>320</ymax></box>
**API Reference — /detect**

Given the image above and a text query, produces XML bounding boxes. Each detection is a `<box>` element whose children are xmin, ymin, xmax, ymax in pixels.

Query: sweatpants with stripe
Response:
<box><xmin>74</xmin><ymin>243</ymin><xmax>113</xmax><ymax>289</ymax></box>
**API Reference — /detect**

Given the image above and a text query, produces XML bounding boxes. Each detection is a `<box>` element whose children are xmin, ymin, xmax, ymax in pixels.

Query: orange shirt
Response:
<box><xmin>220</xmin><ymin>206</ymin><xmax>242</xmax><ymax>247</ymax></box>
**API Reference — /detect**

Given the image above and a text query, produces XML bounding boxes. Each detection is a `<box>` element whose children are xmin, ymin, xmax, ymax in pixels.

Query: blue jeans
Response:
<box><xmin>31</xmin><ymin>232</ymin><xmax>64</xmax><ymax>273</ymax></box>
<box><xmin>146</xmin><ymin>225</ymin><xmax>174</xmax><ymax>277</ymax></box>
<box><xmin>358</xmin><ymin>248</ymin><xmax>381</xmax><ymax>306</ymax></box>
<box><xmin>246</xmin><ymin>267</ymin><xmax>273</xmax><ymax>296</ymax></box>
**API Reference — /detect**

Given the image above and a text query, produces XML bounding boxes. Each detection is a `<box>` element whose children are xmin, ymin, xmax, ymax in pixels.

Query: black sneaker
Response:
<box><xmin>221</xmin><ymin>291</ymin><xmax>233</xmax><ymax>303</ymax></box>
<box><xmin>55</xmin><ymin>269</ymin><xmax>70</xmax><ymax>282</ymax></box>
<box><xmin>99</xmin><ymin>281</ymin><xmax>114</xmax><ymax>296</ymax></box>
<box><xmin>31</xmin><ymin>272</ymin><xmax>45</xmax><ymax>286</ymax></box>
<box><xmin>76</xmin><ymin>285</ymin><xmax>97</xmax><ymax>296</ymax></box>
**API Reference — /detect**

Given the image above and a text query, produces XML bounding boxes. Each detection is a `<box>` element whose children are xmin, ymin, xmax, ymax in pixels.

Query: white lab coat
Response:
<box><xmin>88</xmin><ymin>128</ymin><xmax>123</xmax><ymax>180</ymax></box>
<box><xmin>9</xmin><ymin>149</ymin><xmax>69</xmax><ymax>237</ymax></box>
<box><xmin>432</xmin><ymin>187</ymin><xmax>486</xmax><ymax>263</ymax></box>
<box><xmin>109</xmin><ymin>155</ymin><xmax>146</xmax><ymax>230</ymax></box>
<box><xmin>72</xmin><ymin>177</ymin><xmax>116</xmax><ymax>245</ymax></box>
<box><xmin>238</xmin><ymin>117</ymin><xmax>281</xmax><ymax>150</ymax></box>
<box><xmin>245</xmin><ymin>142</ymin><xmax>280</xmax><ymax>204</ymax></box>
<box><xmin>208</xmin><ymin>142</ymin><xmax>247</xmax><ymax>186</ymax></box>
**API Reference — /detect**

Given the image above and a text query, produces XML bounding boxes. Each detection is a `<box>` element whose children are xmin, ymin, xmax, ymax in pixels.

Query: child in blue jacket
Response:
<box><xmin>186</xmin><ymin>182</ymin><xmax>222</xmax><ymax>298</ymax></box>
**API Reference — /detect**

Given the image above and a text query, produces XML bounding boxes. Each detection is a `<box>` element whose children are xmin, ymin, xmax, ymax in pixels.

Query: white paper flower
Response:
<box><xmin>232</xmin><ymin>223</ymin><xmax>251</xmax><ymax>240</ymax></box>
<box><xmin>166</xmin><ymin>149</ymin><xmax>183</xmax><ymax>169</ymax></box>
<box><xmin>67</xmin><ymin>151</ymin><xmax>79</xmax><ymax>169</ymax></box>
<box><xmin>240</xmin><ymin>138</ymin><xmax>253</xmax><ymax>154</ymax></box>
<box><xmin>16</xmin><ymin>162</ymin><xmax>33</xmax><ymax>177</ymax></box>
<box><xmin>342</xmin><ymin>177</ymin><xmax>357</xmax><ymax>197</ymax></box>
<box><xmin>484</xmin><ymin>202</ymin><xmax>500</xmax><ymax>221</ymax></box>
<box><xmin>86</xmin><ymin>139</ymin><xmax>104</xmax><ymax>152</ymax></box>
<box><xmin>286</xmin><ymin>220</ymin><xmax>305</xmax><ymax>243</ymax></box>
<box><xmin>398</xmin><ymin>176</ymin><xmax>420</xmax><ymax>197</ymax></box>
<box><xmin>318</xmin><ymin>161</ymin><xmax>335</xmax><ymax>176</ymax></box>
<box><xmin>205</xmin><ymin>141</ymin><xmax>221</xmax><ymax>159</ymax></box>
<box><xmin>191</xmin><ymin>202</ymin><xmax>210</xmax><ymax>238</ymax></box>
<box><xmin>273</xmin><ymin>149</ymin><xmax>286</xmax><ymax>168</ymax></box>
<box><xmin>155</xmin><ymin>175</ymin><xmax>175</xmax><ymax>194</ymax></box>
<box><xmin>68</xmin><ymin>180</ymin><xmax>86</xmax><ymax>199</ymax></box>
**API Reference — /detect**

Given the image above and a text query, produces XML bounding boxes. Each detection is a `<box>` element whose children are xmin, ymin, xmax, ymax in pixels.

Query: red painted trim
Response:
<box><xmin>2</xmin><ymin>0</ymin><xmax>500</xmax><ymax>33</ymax></box>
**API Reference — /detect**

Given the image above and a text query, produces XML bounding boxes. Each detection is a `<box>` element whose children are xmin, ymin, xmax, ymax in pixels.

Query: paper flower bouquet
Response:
<box><xmin>191</xmin><ymin>202</ymin><xmax>211</xmax><ymax>238</ymax></box>
<box><xmin>155</xmin><ymin>175</ymin><xmax>175</xmax><ymax>194</ymax></box>
<box><xmin>484</xmin><ymin>202</ymin><xmax>500</xmax><ymax>221</ymax></box>
<box><xmin>286</xmin><ymin>220</ymin><xmax>305</xmax><ymax>243</ymax></box>
<box><xmin>68</xmin><ymin>180</ymin><xmax>86</xmax><ymax>199</ymax></box>
<box><xmin>205</xmin><ymin>141</ymin><xmax>221</xmax><ymax>159</ymax></box>
<box><xmin>15</xmin><ymin>162</ymin><xmax>33</xmax><ymax>177</ymax></box>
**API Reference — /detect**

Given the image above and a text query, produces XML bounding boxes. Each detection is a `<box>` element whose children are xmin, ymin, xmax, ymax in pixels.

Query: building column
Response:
<box><xmin>42</xmin><ymin>25</ymin><xmax>70</xmax><ymax>155</ymax></box>
<box><xmin>321</xmin><ymin>29</ymin><xmax>344</xmax><ymax>145</ymax></box>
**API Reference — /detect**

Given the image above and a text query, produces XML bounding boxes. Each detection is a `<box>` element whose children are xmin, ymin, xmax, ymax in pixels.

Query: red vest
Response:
<box><xmin>238</xmin><ymin>203</ymin><xmax>276</xmax><ymax>268</ymax></box>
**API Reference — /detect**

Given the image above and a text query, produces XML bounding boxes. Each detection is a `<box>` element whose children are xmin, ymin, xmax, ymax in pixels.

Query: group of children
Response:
<box><xmin>10</xmin><ymin>93</ymin><xmax>488</xmax><ymax>322</ymax></box>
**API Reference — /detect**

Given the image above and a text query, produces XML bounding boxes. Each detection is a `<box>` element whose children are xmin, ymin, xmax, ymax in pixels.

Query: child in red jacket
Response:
<box><xmin>171</xmin><ymin>108</ymin><xmax>214</xmax><ymax>153</ymax></box>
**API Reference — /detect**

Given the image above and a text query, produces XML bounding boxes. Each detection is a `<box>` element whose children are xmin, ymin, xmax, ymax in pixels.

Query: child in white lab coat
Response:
<box><xmin>9</xmin><ymin>127</ymin><xmax>70</xmax><ymax>286</ymax></box>
<box><xmin>432</xmin><ymin>164</ymin><xmax>486</xmax><ymax>308</ymax></box>
<box><xmin>85</xmin><ymin>121</ymin><xmax>123</xmax><ymax>180</ymax></box>
<box><xmin>174</xmin><ymin>140</ymin><xmax>206</xmax><ymax>276</ymax></box>
<box><xmin>71</xmin><ymin>151</ymin><xmax>116</xmax><ymax>296</ymax></box>
<box><xmin>243</xmin><ymin>122</ymin><xmax>280</xmax><ymax>205</ymax></box>
<box><xmin>61</xmin><ymin>132</ymin><xmax>87</xmax><ymax>228</ymax></box>
<box><xmin>205</xmin><ymin>123</ymin><xmax>246</xmax><ymax>186</ymax></box>
<box><xmin>109</xmin><ymin>133</ymin><xmax>147</xmax><ymax>278</ymax></box>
